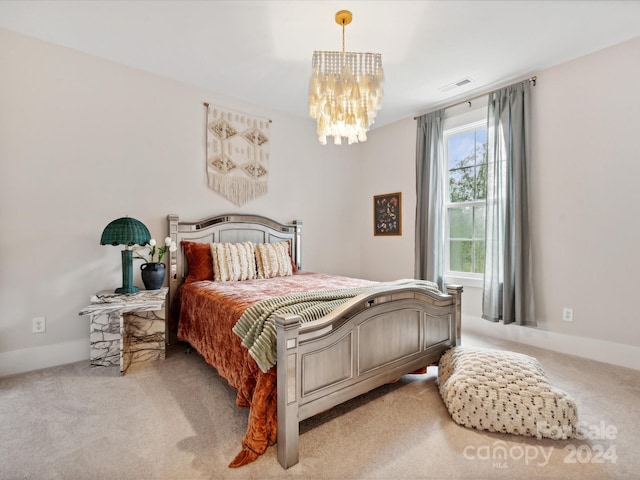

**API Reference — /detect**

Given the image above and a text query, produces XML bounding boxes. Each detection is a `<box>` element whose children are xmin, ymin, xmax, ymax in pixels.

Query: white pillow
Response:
<box><xmin>210</xmin><ymin>242</ymin><xmax>257</xmax><ymax>281</ymax></box>
<box><xmin>255</xmin><ymin>242</ymin><xmax>293</xmax><ymax>279</ymax></box>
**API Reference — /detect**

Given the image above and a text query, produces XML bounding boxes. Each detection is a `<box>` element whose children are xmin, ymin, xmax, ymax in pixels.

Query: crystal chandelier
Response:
<box><xmin>308</xmin><ymin>10</ymin><xmax>384</xmax><ymax>145</ymax></box>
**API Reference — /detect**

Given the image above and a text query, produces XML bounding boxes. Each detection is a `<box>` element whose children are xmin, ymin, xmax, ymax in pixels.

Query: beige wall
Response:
<box><xmin>528</xmin><ymin>37</ymin><xmax>640</xmax><ymax>343</ymax></box>
<box><xmin>0</xmin><ymin>29</ymin><xmax>364</xmax><ymax>375</ymax></box>
<box><xmin>362</xmin><ymin>37</ymin><xmax>640</xmax><ymax>368</ymax></box>
<box><xmin>358</xmin><ymin>117</ymin><xmax>417</xmax><ymax>282</ymax></box>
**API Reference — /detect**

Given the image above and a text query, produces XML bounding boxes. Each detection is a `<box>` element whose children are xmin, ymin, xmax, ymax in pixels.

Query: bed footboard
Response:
<box><xmin>275</xmin><ymin>284</ymin><xmax>463</xmax><ymax>468</ymax></box>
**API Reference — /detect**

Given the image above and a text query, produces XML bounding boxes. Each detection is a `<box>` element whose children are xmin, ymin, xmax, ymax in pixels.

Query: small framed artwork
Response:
<box><xmin>373</xmin><ymin>192</ymin><xmax>402</xmax><ymax>236</ymax></box>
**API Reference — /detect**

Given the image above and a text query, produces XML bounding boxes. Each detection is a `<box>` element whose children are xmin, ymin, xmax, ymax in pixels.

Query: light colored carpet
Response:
<box><xmin>1</xmin><ymin>332</ymin><xmax>639</xmax><ymax>480</ymax></box>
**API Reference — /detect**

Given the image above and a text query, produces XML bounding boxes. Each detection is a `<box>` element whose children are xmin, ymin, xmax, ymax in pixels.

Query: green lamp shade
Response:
<box><xmin>100</xmin><ymin>216</ymin><xmax>151</xmax><ymax>247</ymax></box>
<box><xmin>100</xmin><ymin>216</ymin><xmax>151</xmax><ymax>294</ymax></box>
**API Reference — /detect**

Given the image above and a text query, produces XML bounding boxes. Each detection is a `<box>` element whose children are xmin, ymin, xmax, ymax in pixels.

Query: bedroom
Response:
<box><xmin>1</xmin><ymin>1</ymin><xmax>639</xmax><ymax>479</ymax></box>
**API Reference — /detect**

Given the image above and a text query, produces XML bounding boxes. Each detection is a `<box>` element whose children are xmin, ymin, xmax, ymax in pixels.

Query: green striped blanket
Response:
<box><xmin>232</xmin><ymin>279</ymin><xmax>440</xmax><ymax>372</ymax></box>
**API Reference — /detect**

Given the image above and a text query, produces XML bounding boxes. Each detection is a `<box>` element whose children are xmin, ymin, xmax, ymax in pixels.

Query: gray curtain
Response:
<box><xmin>415</xmin><ymin>109</ymin><xmax>445</xmax><ymax>290</ymax></box>
<box><xmin>482</xmin><ymin>82</ymin><xmax>535</xmax><ymax>326</ymax></box>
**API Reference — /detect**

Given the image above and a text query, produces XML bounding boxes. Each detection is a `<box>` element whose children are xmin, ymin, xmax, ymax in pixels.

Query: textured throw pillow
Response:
<box><xmin>255</xmin><ymin>241</ymin><xmax>293</xmax><ymax>279</ymax></box>
<box><xmin>182</xmin><ymin>241</ymin><xmax>214</xmax><ymax>283</ymax></box>
<box><xmin>210</xmin><ymin>242</ymin><xmax>257</xmax><ymax>282</ymax></box>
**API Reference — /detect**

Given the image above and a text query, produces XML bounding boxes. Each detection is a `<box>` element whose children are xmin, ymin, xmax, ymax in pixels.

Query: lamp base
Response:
<box><xmin>116</xmin><ymin>249</ymin><xmax>138</xmax><ymax>295</ymax></box>
<box><xmin>115</xmin><ymin>285</ymin><xmax>140</xmax><ymax>294</ymax></box>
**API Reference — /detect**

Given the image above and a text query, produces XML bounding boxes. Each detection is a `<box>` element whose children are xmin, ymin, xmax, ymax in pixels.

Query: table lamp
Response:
<box><xmin>100</xmin><ymin>216</ymin><xmax>151</xmax><ymax>294</ymax></box>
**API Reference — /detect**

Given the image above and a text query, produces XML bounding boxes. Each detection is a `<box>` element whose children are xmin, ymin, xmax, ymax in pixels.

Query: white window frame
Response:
<box><xmin>443</xmin><ymin>118</ymin><xmax>487</xmax><ymax>289</ymax></box>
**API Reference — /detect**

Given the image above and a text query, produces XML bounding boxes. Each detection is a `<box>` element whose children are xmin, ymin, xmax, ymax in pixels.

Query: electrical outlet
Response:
<box><xmin>32</xmin><ymin>317</ymin><xmax>46</xmax><ymax>333</ymax></box>
<box><xmin>562</xmin><ymin>308</ymin><xmax>573</xmax><ymax>322</ymax></box>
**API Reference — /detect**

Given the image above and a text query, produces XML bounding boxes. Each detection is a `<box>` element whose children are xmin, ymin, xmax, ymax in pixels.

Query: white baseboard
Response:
<box><xmin>0</xmin><ymin>339</ymin><xmax>88</xmax><ymax>377</ymax></box>
<box><xmin>463</xmin><ymin>315</ymin><xmax>640</xmax><ymax>371</ymax></box>
<box><xmin>3</xmin><ymin>320</ymin><xmax>638</xmax><ymax>376</ymax></box>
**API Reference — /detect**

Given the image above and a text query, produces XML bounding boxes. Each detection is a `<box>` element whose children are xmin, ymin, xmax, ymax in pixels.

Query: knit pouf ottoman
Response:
<box><xmin>438</xmin><ymin>347</ymin><xmax>578</xmax><ymax>439</ymax></box>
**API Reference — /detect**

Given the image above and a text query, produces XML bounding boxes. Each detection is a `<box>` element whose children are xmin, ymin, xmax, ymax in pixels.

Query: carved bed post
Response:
<box><xmin>446</xmin><ymin>285</ymin><xmax>464</xmax><ymax>345</ymax></box>
<box><xmin>167</xmin><ymin>215</ymin><xmax>179</xmax><ymax>284</ymax></box>
<box><xmin>167</xmin><ymin>214</ymin><xmax>180</xmax><ymax>344</ymax></box>
<box><xmin>292</xmin><ymin>220</ymin><xmax>302</xmax><ymax>271</ymax></box>
<box><xmin>275</xmin><ymin>313</ymin><xmax>302</xmax><ymax>469</ymax></box>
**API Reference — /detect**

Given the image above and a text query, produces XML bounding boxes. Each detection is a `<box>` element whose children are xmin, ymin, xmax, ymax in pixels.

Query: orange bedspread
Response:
<box><xmin>176</xmin><ymin>272</ymin><xmax>376</xmax><ymax>467</ymax></box>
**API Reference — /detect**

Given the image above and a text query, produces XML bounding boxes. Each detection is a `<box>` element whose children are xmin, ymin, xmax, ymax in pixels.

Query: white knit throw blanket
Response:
<box><xmin>206</xmin><ymin>105</ymin><xmax>269</xmax><ymax>206</ymax></box>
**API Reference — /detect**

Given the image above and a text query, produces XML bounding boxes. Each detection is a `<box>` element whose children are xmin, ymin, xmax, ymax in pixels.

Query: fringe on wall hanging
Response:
<box><xmin>204</xmin><ymin>103</ymin><xmax>270</xmax><ymax>207</ymax></box>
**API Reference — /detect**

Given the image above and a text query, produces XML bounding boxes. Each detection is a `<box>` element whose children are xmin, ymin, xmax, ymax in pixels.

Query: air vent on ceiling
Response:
<box><xmin>439</xmin><ymin>77</ymin><xmax>473</xmax><ymax>92</ymax></box>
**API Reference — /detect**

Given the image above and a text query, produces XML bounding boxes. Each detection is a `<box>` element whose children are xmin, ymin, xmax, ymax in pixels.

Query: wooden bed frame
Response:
<box><xmin>167</xmin><ymin>213</ymin><xmax>463</xmax><ymax>469</ymax></box>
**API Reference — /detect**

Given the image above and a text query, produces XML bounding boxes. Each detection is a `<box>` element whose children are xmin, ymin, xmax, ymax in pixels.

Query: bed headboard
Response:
<box><xmin>166</xmin><ymin>213</ymin><xmax>302</xmax><ymax>330</ymax></box>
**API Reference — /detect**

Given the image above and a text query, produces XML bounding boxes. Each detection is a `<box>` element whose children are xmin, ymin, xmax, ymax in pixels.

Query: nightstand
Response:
<box><xmin>79</xmin><ymin>287</ymin><xmax>167</xmax><ymax>375</ymax></box>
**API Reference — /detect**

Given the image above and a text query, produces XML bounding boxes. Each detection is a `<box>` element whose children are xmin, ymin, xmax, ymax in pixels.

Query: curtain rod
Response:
<box><xmin>413</xmin><ymin>76</ymin><xmax>537</xmax><ymax>120</ymax></box>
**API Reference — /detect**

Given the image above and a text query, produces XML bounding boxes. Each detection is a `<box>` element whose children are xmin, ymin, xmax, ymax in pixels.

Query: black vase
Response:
<box><xmin>141</xmin><ymin>262</ymin><xmax>166</xmax><ymax>290</ymax></box>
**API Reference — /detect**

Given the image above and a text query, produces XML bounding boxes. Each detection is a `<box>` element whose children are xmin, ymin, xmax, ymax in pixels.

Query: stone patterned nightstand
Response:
<box><xmin>79</xmin><ymin>288</ymin><xmax>167</xmax><ymax>375</ymax></box>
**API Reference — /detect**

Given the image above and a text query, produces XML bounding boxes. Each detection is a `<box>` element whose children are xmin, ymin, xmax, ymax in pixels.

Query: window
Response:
<box><xmin>444</xmin><ymin>120</ymin><xmax>487</xmax><ymax>279</ymax></box>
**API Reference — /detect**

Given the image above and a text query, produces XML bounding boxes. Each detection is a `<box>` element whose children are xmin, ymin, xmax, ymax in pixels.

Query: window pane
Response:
<box><xmin>473</xmin><ymin>205</ymin><xmax>485</xmax><ymax>240</ymax></box>
<box><xmin>449</xmin><ymin>167</ymin><xmax>475</xmax><ymax>202</ymax></box>
<box><xmin>445</xmin><ymin>122</ymin><xmax>488</xmax><ymax>276</ymax></box>
<box><xmin>450</xmin><ymin>240</ymin><xmax>472</xmax><ymax>272</ymax></box>
<box><xmin>474</xmin><ymin>240</ymin><xmax>485</xmax><ymax>274</ymax></box>
<box><xmin>448</xmin><ymin>131</ymin><xmax>476</xmax><ymax>170</ymax></box>
<box><xmin>475</xmin><ymin>164</ymin><xmax>487</xmax><ymax>200</ymax></box>
<box><xmin>449</xmin><ymin>207</ymin><xmax>472</xmax><ymax>239</ymax></box>
<box><xmin>475</xmin><ymin>128</ymin><xmax>487</xmax><ymax>165</ymax></box>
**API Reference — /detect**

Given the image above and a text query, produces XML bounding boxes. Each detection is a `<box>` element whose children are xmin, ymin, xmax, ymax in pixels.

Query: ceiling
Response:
<box><xmin>1</xmin><ymin>1</ymin><xmax>639</xmax><ymax>129</ymax></box>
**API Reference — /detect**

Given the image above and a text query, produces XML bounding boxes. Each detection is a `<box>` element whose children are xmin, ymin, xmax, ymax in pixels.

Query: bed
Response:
<box><xmin>166</xmin><ymin>213</ymin><xmax>463</xmax><ymax>469</ymax></box>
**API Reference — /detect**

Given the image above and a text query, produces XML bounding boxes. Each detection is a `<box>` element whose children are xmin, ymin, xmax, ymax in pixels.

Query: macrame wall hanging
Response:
<box><xmin>204</xmin><ymin>103</ymin><xmax>270</xmax><ymax>206</ymax></box>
